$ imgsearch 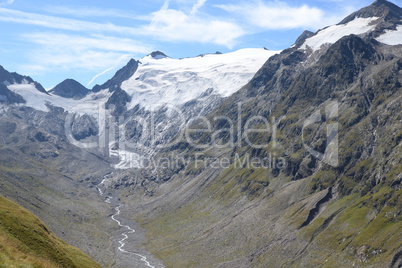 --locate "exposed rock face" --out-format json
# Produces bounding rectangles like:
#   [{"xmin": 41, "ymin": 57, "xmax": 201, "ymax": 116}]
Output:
[
  {"xmin": 148, "ymin": 51, "xmax": 168, "ymax": 59},
  {"xmin": 49, "ymin": 79, "xmax": 89, "ymax": 99},
  {"xmin": 0, "ymin": 83, "xmax": 25, "ymax": 104},
  {"xmin": 294, "ymin": 30, "xmax": 315, "ymax": 47},
  {"xmin": 92, "ymin": 59, "xmax": 139, "ymax": 93},
  {"xmin": 70, "ymin": 113, "xmax": 99, "ymax": 141}
]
